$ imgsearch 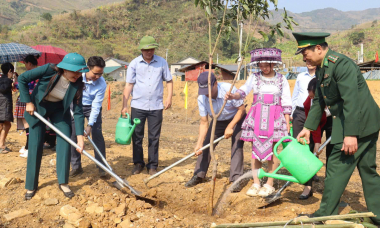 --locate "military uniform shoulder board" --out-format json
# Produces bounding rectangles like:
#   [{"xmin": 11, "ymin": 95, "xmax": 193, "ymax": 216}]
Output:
[{"xmin": 327, "ymin": 55, "xmax": 339, "ymax": 63}]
